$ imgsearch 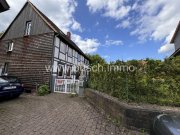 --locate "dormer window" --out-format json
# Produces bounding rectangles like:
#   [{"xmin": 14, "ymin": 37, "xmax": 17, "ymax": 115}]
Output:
[
  {"xmin": 7, "ymin": 41, "xmax": 14, "ymax": 52},
  {"xmin": 25, "ymin": 21, "xmax": 32, "ymax": 36}
]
